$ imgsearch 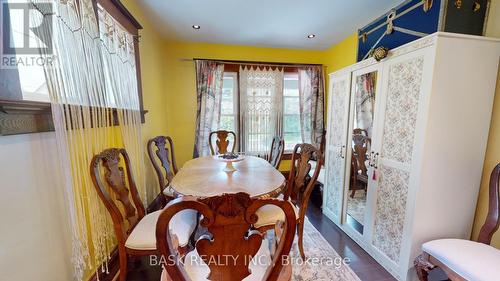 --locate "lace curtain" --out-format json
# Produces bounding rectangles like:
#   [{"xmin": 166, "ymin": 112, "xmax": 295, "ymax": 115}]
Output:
[
  {"xmin": 32, "ymin": 0, "xmax": 146, "ymax": 279},
  {"xmin": 239, "ymin": 66, "xmax": 284, "ymax": 157},
  {"xmin": 193, "ymin": 60, "xmax": 225, "ymax": 157},
  {"xmin": 298, "ymin": 66, "xmax": 325, "ymax": 149}
]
